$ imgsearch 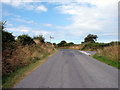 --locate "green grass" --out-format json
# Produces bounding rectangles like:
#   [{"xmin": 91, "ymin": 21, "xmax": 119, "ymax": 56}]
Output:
[
  {"xmin": 92, "ymin": 53, "xmax": 120, "ymax": 69},
  {"xmin": 2, "ymin": 49, "xmax": 58, "ymax": 88}
]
